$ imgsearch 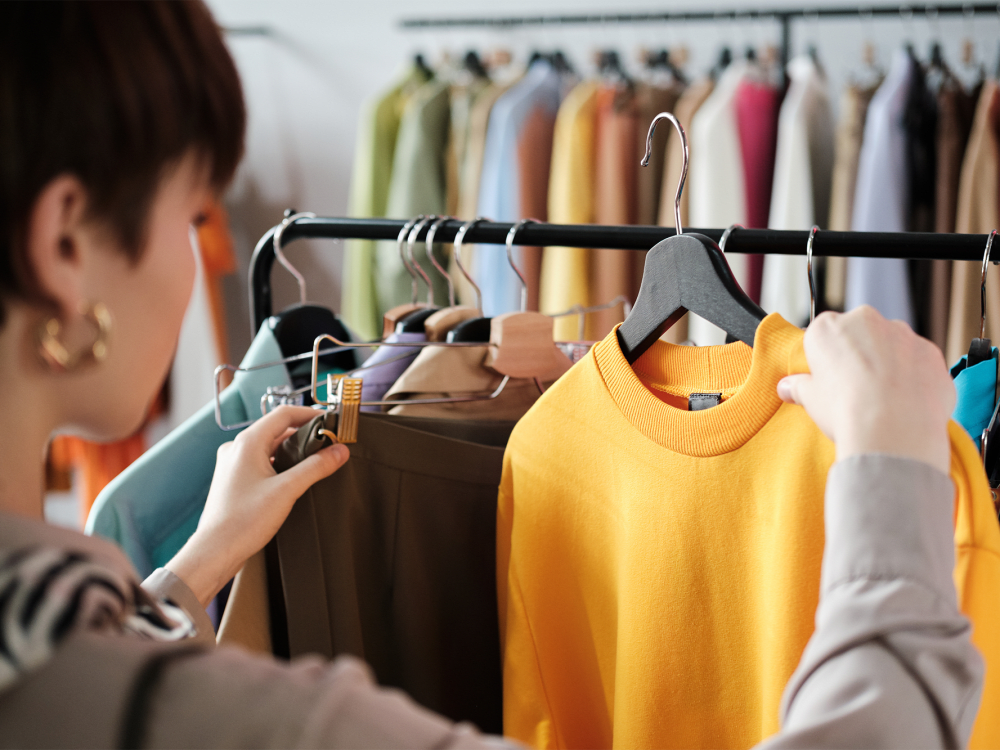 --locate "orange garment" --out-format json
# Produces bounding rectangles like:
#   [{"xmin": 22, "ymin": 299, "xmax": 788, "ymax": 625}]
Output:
[
  {"xmin": 48, "ymin": 384, "xmax": 167, "ymax": 525},
  {"xmin": 590, "ymin": 84, "xmax": 638, "ymax": 339},
  {"xmin": 49, "ymin": 433, "xmax": 146, "ymax": 525},
  {"xmin": 196, "ymin": 199, "xmax": 237, "ymax": 365},
  {"xmin": 516, "ymin": 103, "xmax": 557, "ymax": 312},
  {"xmin": 498, "ymin": 313, "xmax": 1000, "ymax": 749}
]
